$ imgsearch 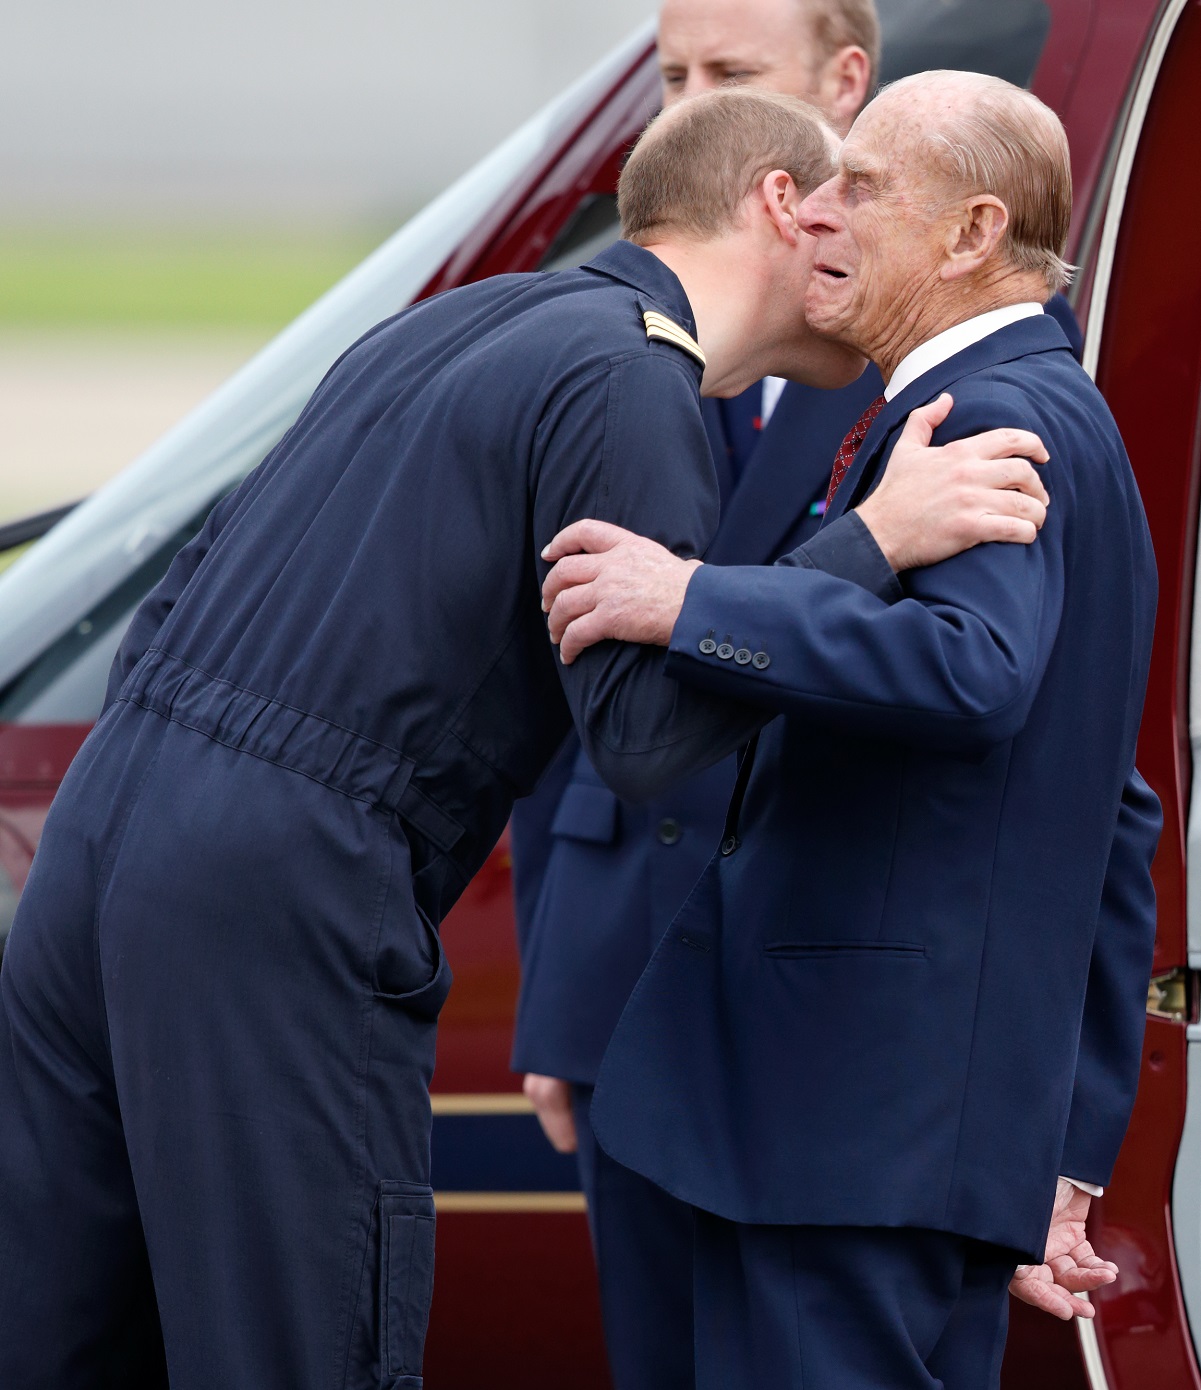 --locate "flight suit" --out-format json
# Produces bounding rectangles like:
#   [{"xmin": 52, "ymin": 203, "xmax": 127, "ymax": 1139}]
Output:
[{"xmin": 0, "ymin": 240, "xmax": 879, "ymax": 1389}]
